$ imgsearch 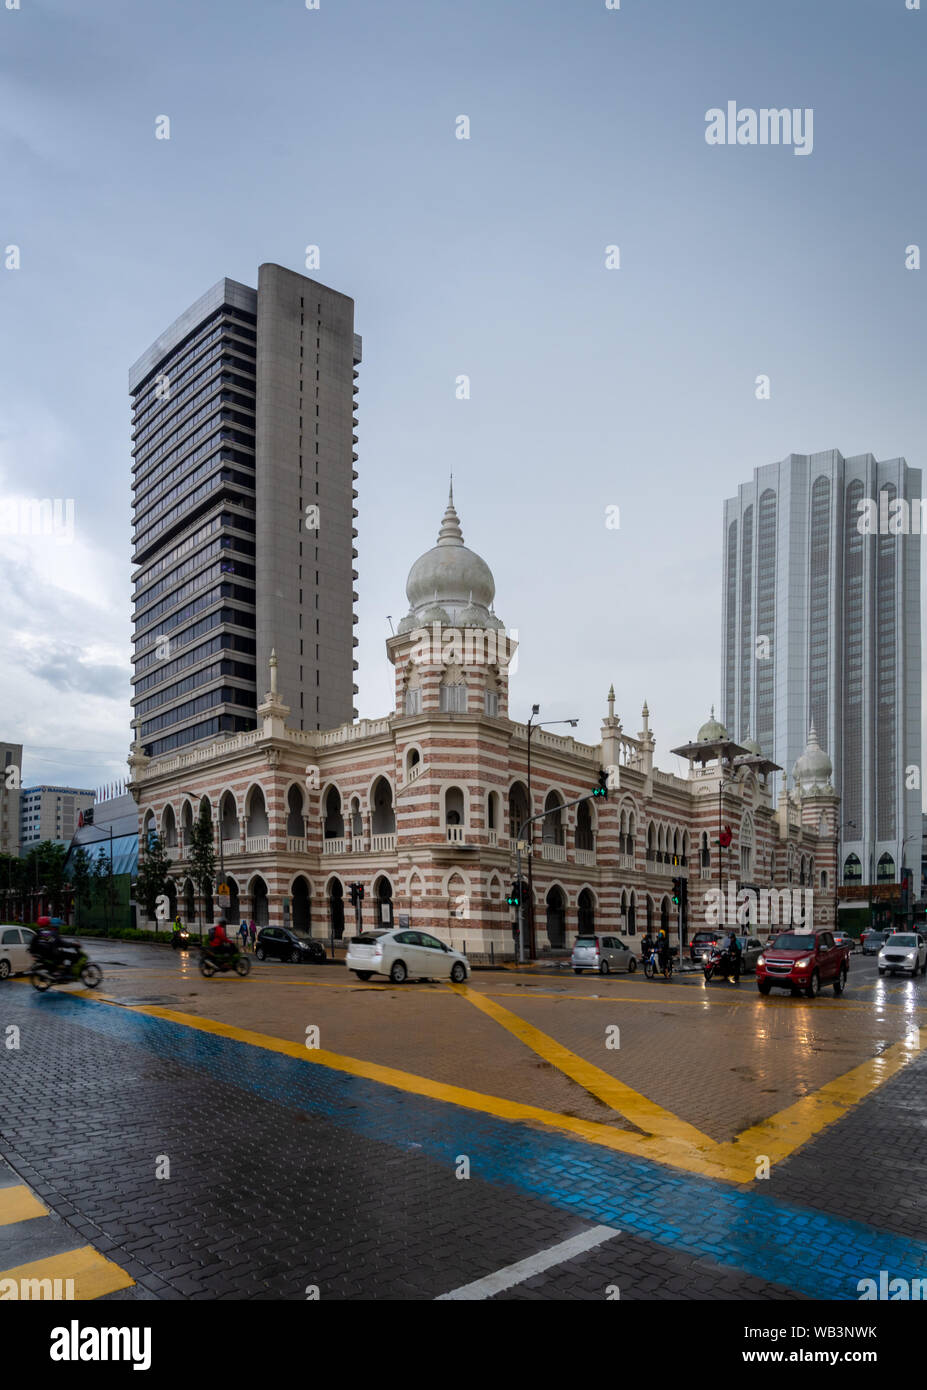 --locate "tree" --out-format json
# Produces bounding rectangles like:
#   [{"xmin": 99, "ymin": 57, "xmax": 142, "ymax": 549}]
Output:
[
  {"xmin": 188, "ymin": 799, "xmax": 216, "ymax": 937},
  {"xmin": 0, "ymin": 853, "xmax": 25, "ymax": 921},
  {"xmin": 91, "ymin": 846, "xmax": 117, "ymax": 933},
  {"xmin": 69, "ymin": 846, "xmax": 93, "ymax": 927},
  {"xmin": 24, "ymin": 841, "xmax": 68, "ymax": 918},
  {"xmin": 136, "ymin": 832, "xmax": 173, "ymax": 923}
]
